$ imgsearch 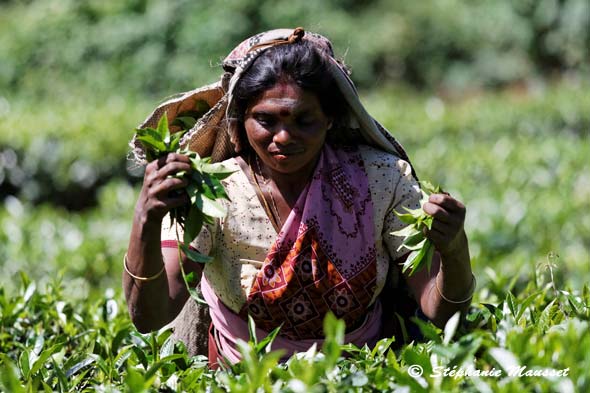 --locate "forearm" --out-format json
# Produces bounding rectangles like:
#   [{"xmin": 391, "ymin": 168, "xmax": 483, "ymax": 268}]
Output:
[
  {"xmin": 421, "ymin": 232, "xmax": 474, "ymax": 327},
  {"xmin": 123, "ymin": 213, "xmax": 173, "ymax": 333}
]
